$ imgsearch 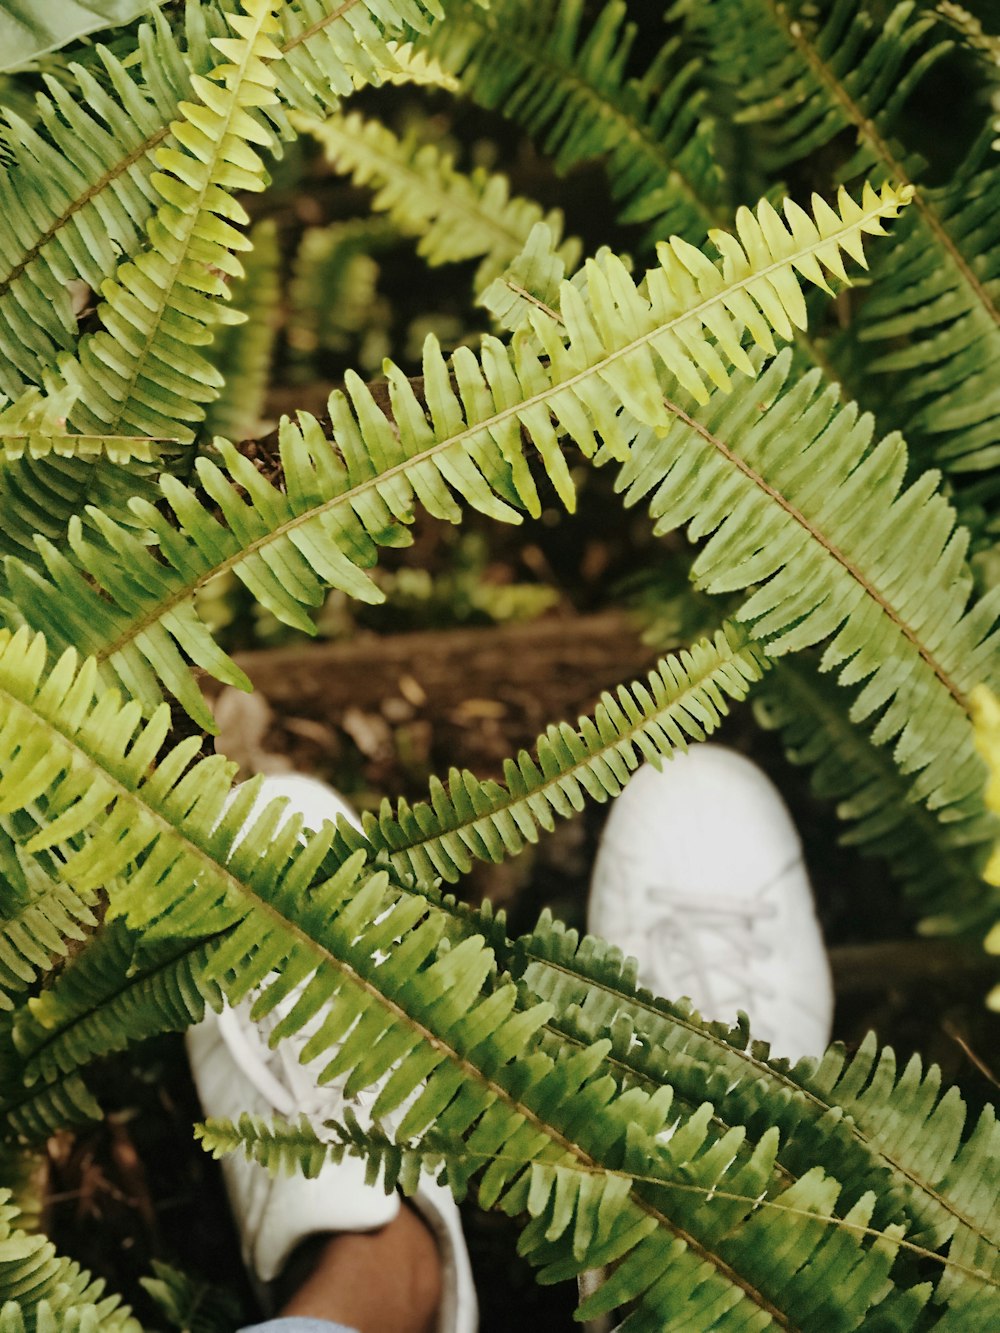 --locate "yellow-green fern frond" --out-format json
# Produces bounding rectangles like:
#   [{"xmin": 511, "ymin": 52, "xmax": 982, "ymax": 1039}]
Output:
[
  {"xmin": 0, "ymin": 630, "xmax": 972, "ymax": 1328},
  {"xmin": 0, "ymin": 0, "xmax": 448, "ymax": 405},
  {"xmin": 10, "ymin": 920, "xmax": 224, "ymax": 1091},
  {"xmin": 302, "ymin": 109, "xmax": 582, "ymax": 294},
  {"xmin": 62, "ymin": 0, "xmax": 284, "ymax": 444},
  {"xmin": 0, "ymin": 14, "xmax": 194, "ymax": 401},
  {"xmin": 0, "ymin": 389, "xmax": 174, "ymax": 465},
  {"xmin": 367, "ymin": 40, "xmax": 460, "ymax": 91},
  {"xmin": 5, "ymin": 182, "xmax": 910, "ymax": 730},
  {"xmin": 0, "ymin": 845, "xmax": 98, "ymax": 1014}
]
